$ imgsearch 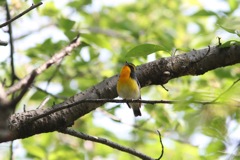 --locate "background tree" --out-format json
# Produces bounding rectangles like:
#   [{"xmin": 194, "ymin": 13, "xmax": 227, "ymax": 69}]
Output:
[{"xmin": 0, "ymin": 0, "xmax": 240, "ymax": 159}]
